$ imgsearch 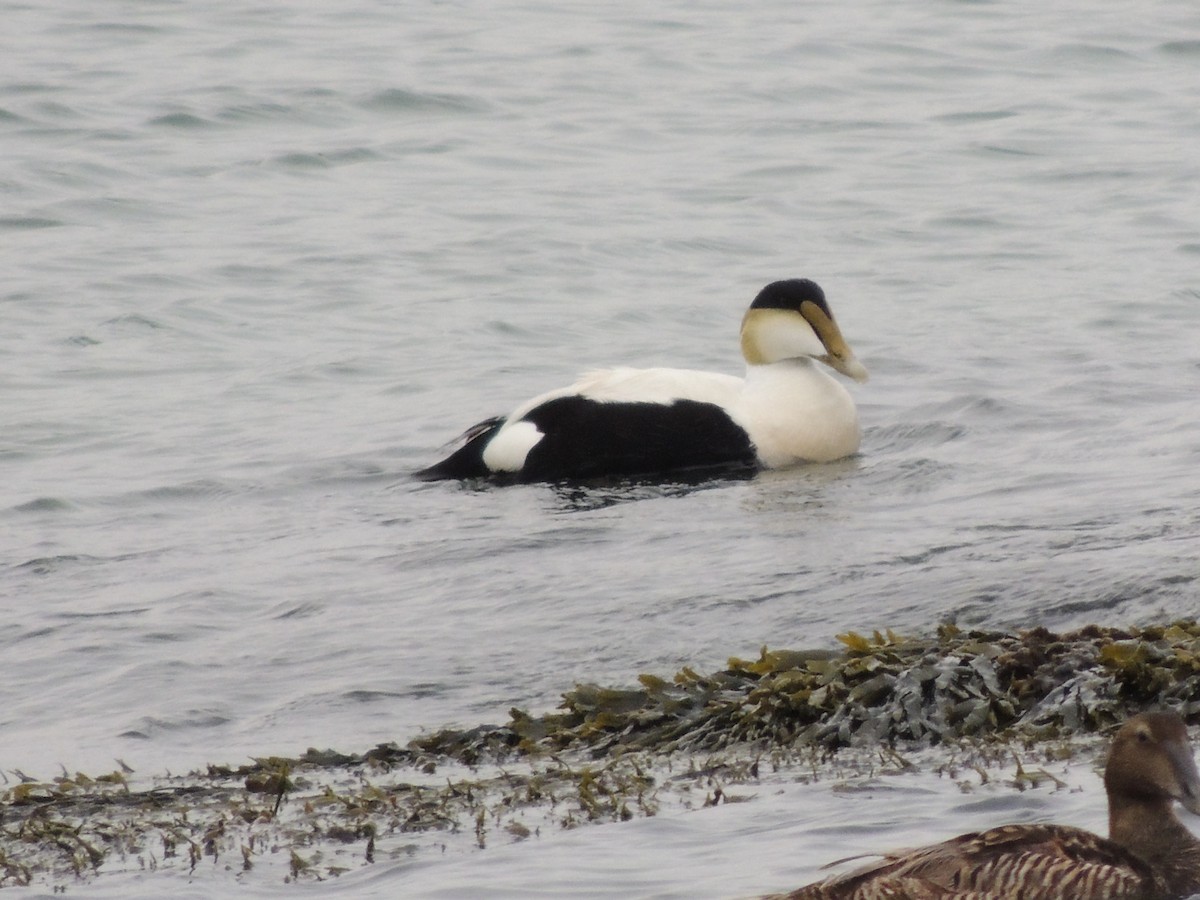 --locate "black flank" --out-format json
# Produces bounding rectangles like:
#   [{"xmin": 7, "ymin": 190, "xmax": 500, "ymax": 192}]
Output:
[{"xmin": 518, "ymin": 396, "xmax": 756, "ymax": 481}]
